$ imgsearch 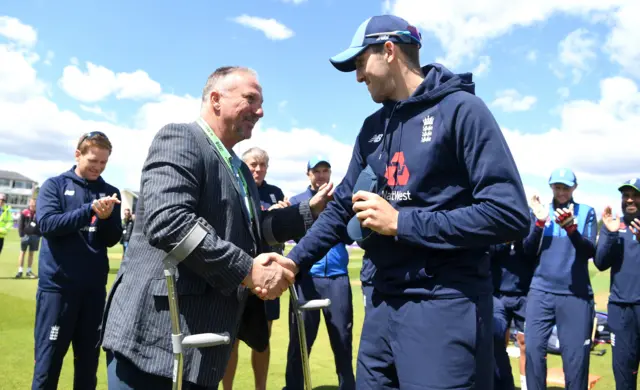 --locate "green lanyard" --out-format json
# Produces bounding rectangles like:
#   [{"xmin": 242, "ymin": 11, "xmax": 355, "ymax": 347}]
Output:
[{"xmin": 196, "ymin": 118, "xmax": 254, "ymax": 220}]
